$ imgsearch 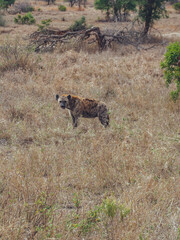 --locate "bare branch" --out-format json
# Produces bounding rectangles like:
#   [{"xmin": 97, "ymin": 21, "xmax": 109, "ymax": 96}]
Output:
[{"xmin": 29, "ymin": 22, "xmax": 163, "ymax": 52}]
